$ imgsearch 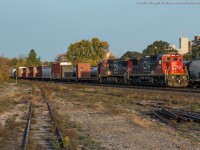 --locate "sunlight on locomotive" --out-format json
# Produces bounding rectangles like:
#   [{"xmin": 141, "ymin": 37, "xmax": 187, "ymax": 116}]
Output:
[{"xmin": 106, "ymin": 51, "xmax": 111, "ymax": 59}]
